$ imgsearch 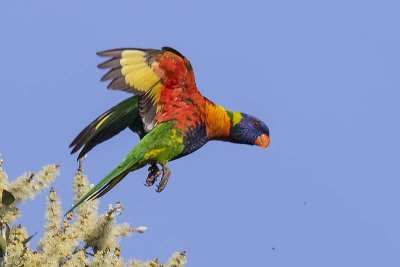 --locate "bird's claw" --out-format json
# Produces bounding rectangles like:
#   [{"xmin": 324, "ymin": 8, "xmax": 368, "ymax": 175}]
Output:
[
  {"xmin": 156, "ymin": 165, "xmax": 171, "ymax": 193},
  {"xmin": 145, "ymin": 164, "xmax": 162, "ymax": 186}
]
